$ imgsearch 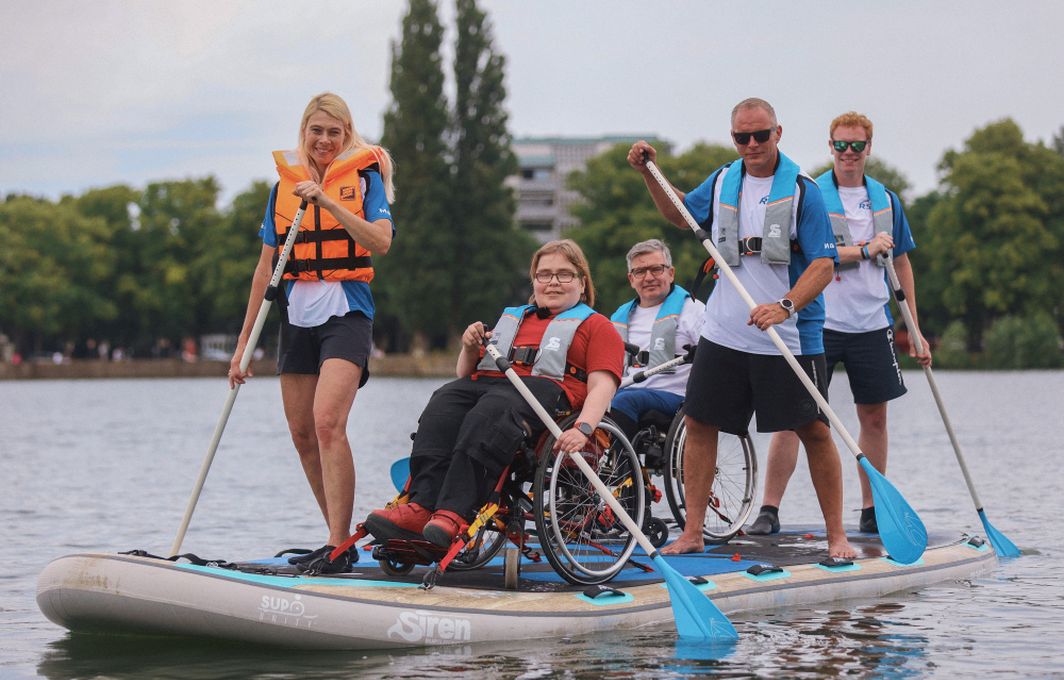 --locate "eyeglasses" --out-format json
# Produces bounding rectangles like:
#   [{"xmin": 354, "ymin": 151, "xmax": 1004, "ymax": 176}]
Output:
[
  {"xmin": 832, "ymin": 140, "xmax": 868, "ymax": 153},
  {"xmin": 534, "ymin": 270, "xmax": 578, "ymax": 284},
  {"xmin": 732, "ymin": 129, "xmax": 773, "ymax": 145},
  {"xmin": 629, "ymin": 264, "xmax": 670, "ymax": 279}
]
